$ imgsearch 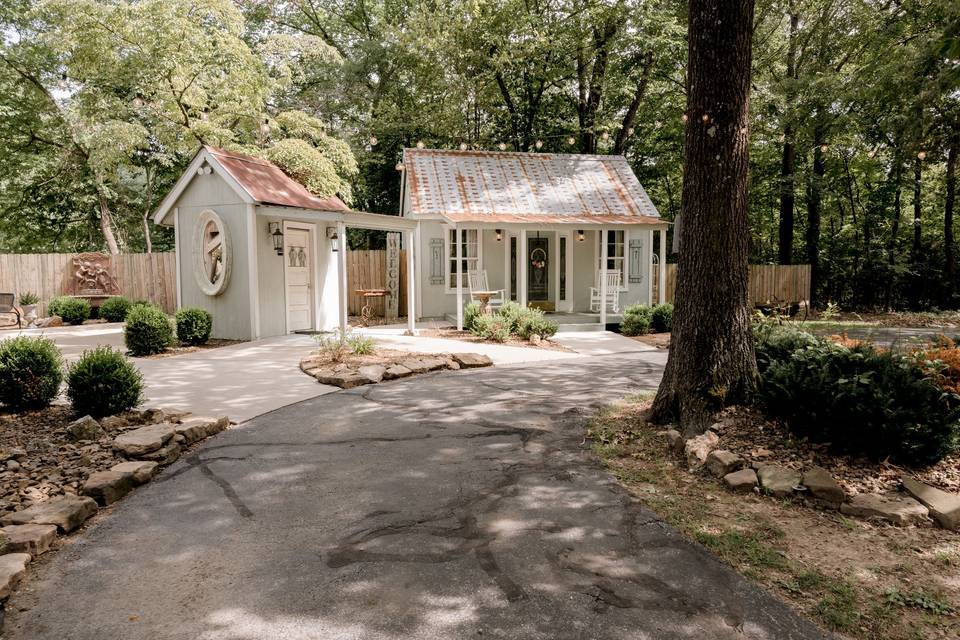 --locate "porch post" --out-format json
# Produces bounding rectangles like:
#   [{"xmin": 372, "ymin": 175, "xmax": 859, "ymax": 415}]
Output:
[
  {"xmin": 647, "ymin": 229, "xmax": 654, "ymax": 305},
  {"xmin": 404, "ymin": 229, "xmax": 417, "ymax": 335},
  {"xmin": 337, "ymin": 221, "xmax": 348, "ymax": 340},
  {"xmin": 518, "ymin": 228, "xmax": 528, "ymax": 307},
  {"xmin": 455, "ymin": 225, "xmax": 464, "ymax": 330},
  {"xmin": 600, "ymin": 227, "xmax": 608, "ymax": 326},
  {"xmin": 658, "ymin": 228, "xmax": 667, "ymax": 304}
]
